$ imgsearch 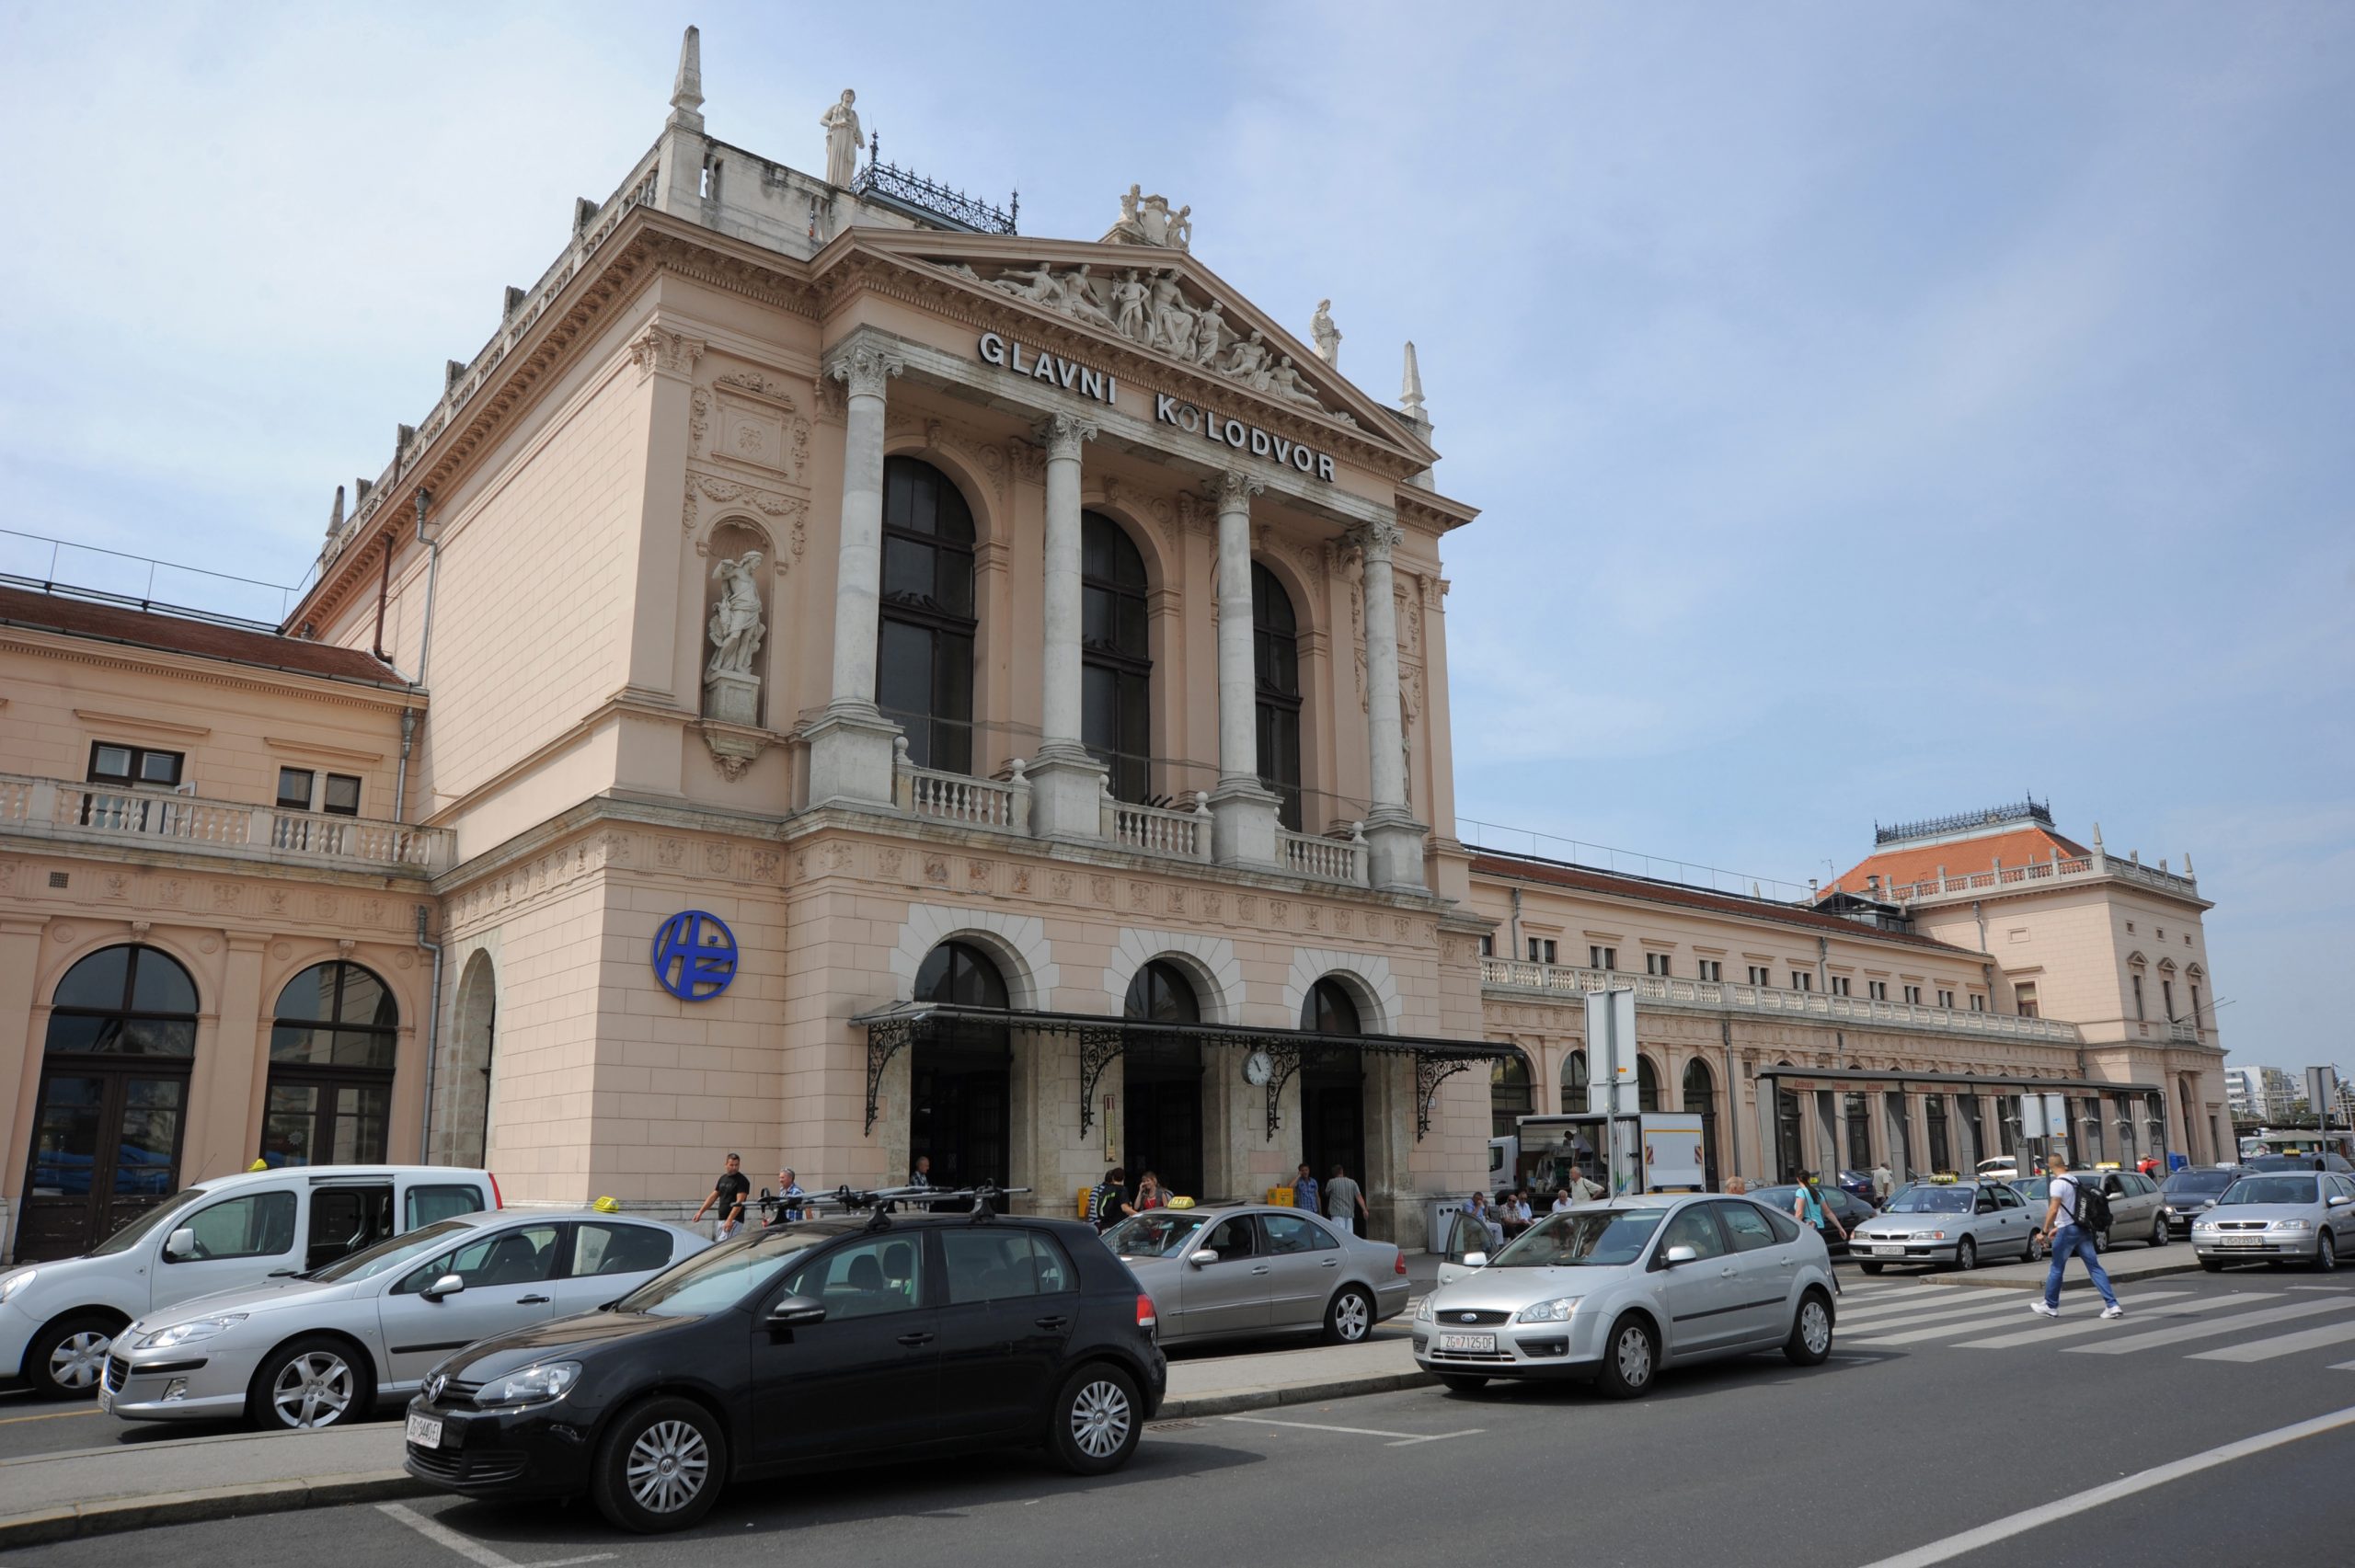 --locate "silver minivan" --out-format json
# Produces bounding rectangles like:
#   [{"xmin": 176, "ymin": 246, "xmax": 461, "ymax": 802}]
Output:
[{"xmin": 0, "ymin": 1164, "xmax": 496, "ymax": 1396}]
